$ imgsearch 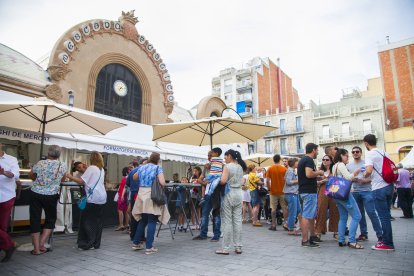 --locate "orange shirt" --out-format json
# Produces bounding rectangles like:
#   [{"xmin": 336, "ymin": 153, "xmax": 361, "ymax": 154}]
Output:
[{"xmin": 266, "ymin": 164, "xmax": 287, "ymax": 195}]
